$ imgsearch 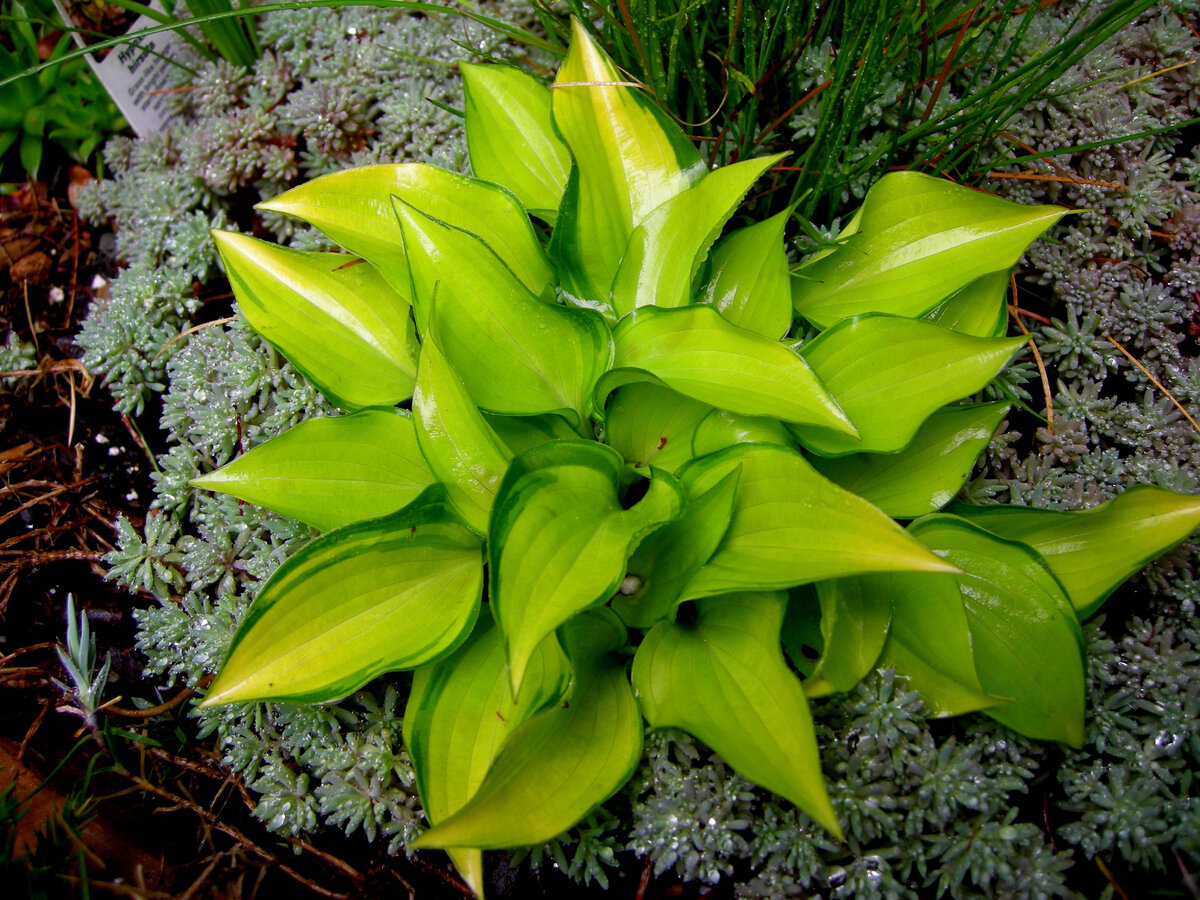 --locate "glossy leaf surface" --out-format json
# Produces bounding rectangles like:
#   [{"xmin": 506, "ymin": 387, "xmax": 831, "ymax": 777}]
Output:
[
  {"xmin": 691, "ymin": 409, "xmax": 793, "ymax": 458},
  {"xmin": 910, "ymin": 515, "xmax": 1086, "ymax": 746},
  {"xmin": 601, "ymin": 305, "xmax": 856, "ymax": 435},
  {"xmin": 678, "ymin": 444, "xmax": 958, "ymax": 600},
  {"xmin": 810, "ymin": 403, "xmax": 1008, "ymax": 518},
  {"xmin": 633, "ymin": 592, "xmax": 841, "ymax": 837},
  {"xmin": 794, "ymin": 315, "xmax": 1024, "ymax": 456},
  {"xmin": 202, "ymin": 493, "xmax": 483, "ymax": 706},
  {"xmin": 791, "ymin": 171, "xmax": 1067, "ymax": 329},
  {"xmin": 876, "ymin": 570, "xmax": 998, "ymax": 716},
  {"xmin": 413, "ymin": 337, "xmax": 512, "ymax": 535},
  {"xmin": 409, "ymin": 609, "xmax": 642, "ymax": 850},
  {"xmin": 604, "ymin": 382, "xmax": 712, "ymax": 474},
  {"xmin": 256, "ymin": 163, "xmax": 554, "ymax": 299},
  {"xmin": 404, "ymin": 608, "xmax": 570, "ymax": 897},
  {"xmin": 483, "ymin": 412, "xmax": 582, "ymax": 457},
  {"xmin": 191, "ymin": 410, "xmax": 434, "ymax": 532},
  {"xmin": 212, "ymin": 232, "xmax": 416, "ymax": 410},
  {"xmin": 461, "ymin": 62, "xmax": 570, "ymax": 223},
  {"xmin": 394, "ymin": 195, "xmax": 611, "ymax": 425},
  {"xmin": 610, "ymin": 154, "xmax": 785, "ymax": 317},
  {"xmin": 489, "ymin": 441, "xmax": 683, "ymax": 692},
  {"xmin": 699, "ymin": 206, "xmax": 794, "ymax": 339},
  {"xmin": 549, "ymin": 19, "xmax": 705, "ymax": 300},
  {"xmin": 923, "ymin": 270, "xmax": 1011, "ymax": 338},
  {"xmin": 949, "ymin": 487, "xmax": 1200, "ymax": 617}
]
